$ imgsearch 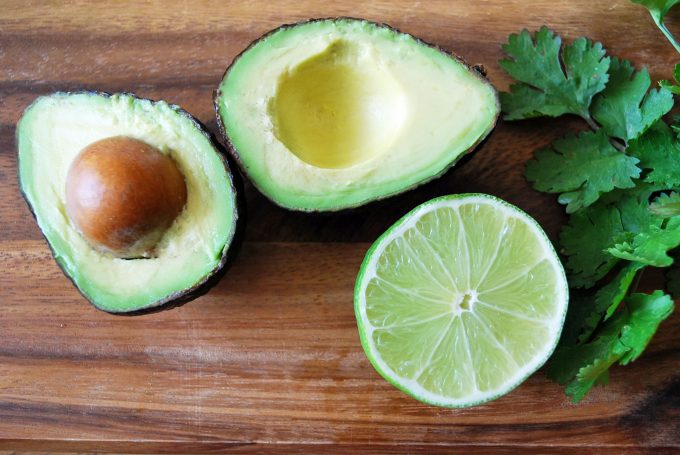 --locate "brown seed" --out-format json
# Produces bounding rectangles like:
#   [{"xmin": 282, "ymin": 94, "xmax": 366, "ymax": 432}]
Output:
[{"xmin": 65, "ymin": 136, "xmax": 187, "ymax": 258}]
